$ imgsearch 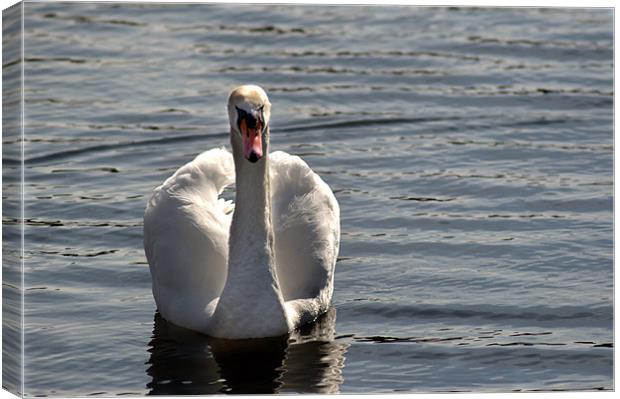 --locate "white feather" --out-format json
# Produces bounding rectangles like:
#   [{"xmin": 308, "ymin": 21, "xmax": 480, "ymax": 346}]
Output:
[{"xmin": 144, "ymin": 148, "xmax": 340, "ymax": 337}]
